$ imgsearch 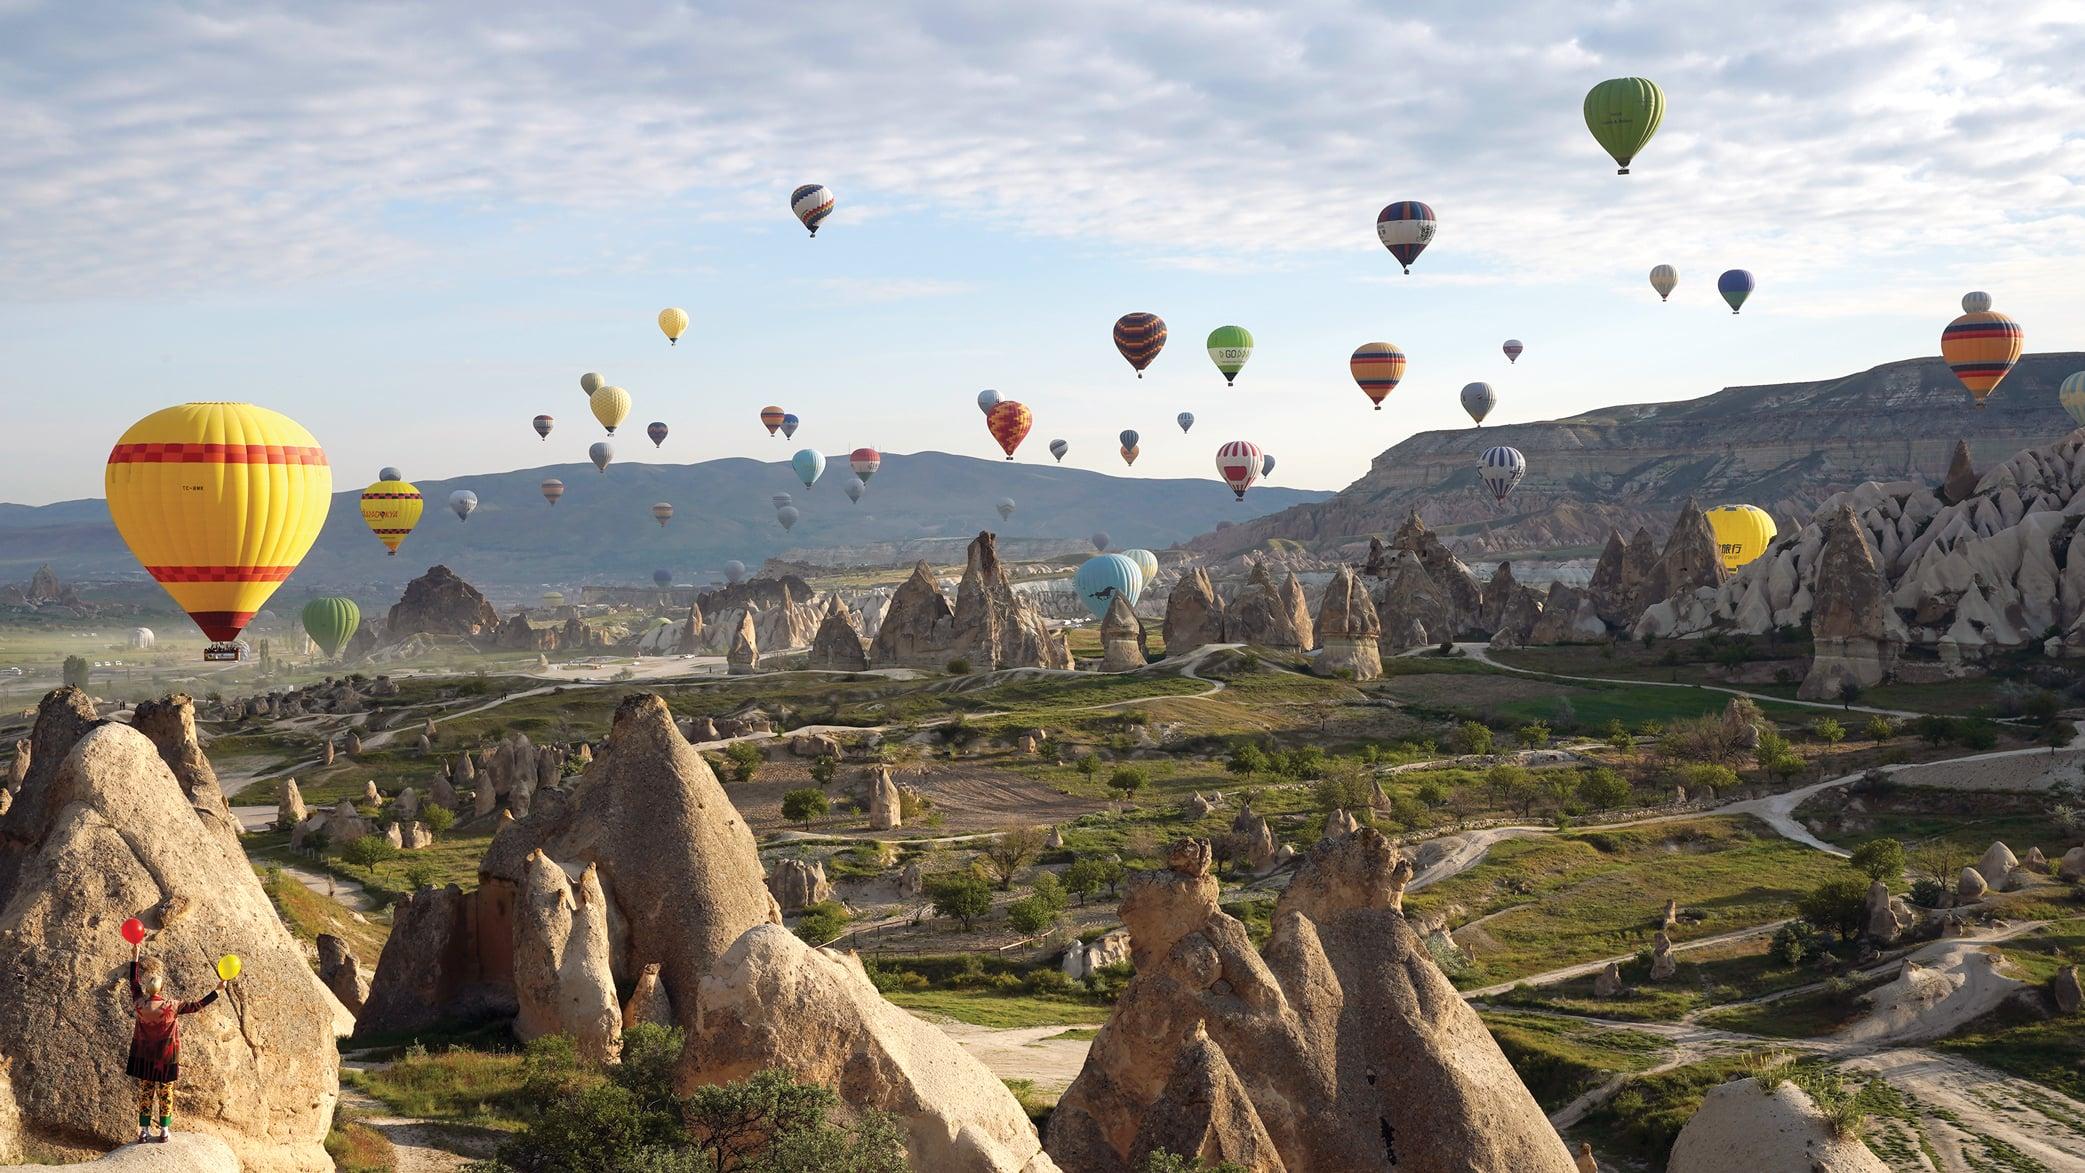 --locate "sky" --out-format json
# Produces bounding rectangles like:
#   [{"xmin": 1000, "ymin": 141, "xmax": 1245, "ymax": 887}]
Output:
[{"xmin": 3, "ymin": 1, "xmax": 2084, "ymax": 505}]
